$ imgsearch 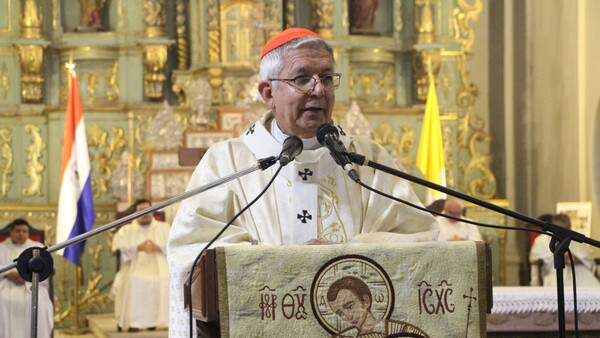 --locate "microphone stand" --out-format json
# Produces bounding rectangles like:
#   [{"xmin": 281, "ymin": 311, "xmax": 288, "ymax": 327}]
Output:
[
  {"xmin": 347, "ymin": 152, "xmax": 600, "ymax": 338},
  {"xmin": 0, "ymin": 155, "xmax": 278, "ymax": 338}
]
